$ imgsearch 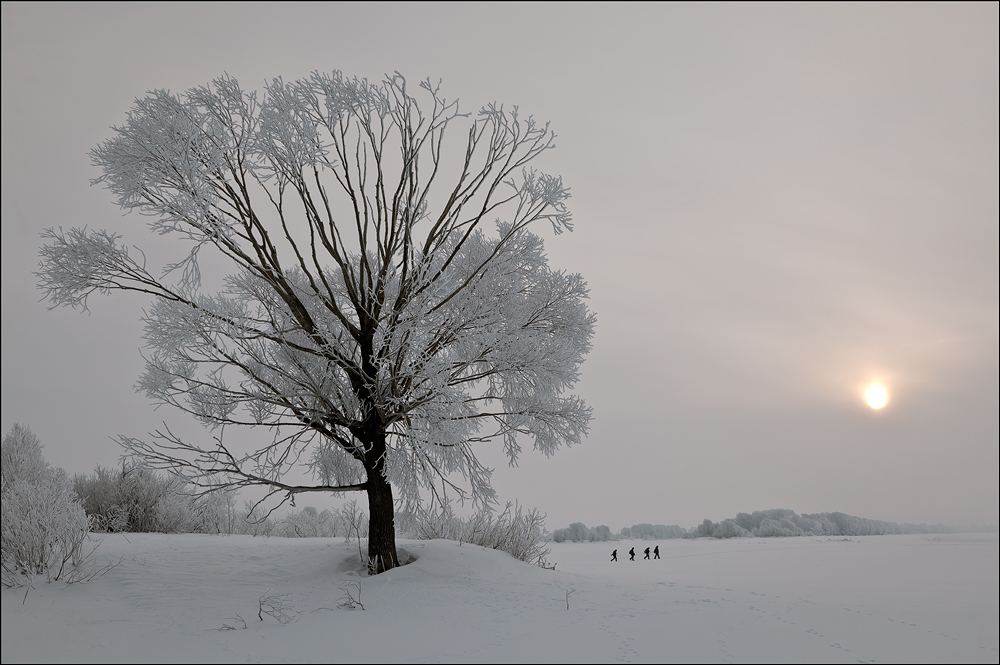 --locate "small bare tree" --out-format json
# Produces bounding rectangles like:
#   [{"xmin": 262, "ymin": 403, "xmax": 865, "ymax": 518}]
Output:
[
  {"xmin": 38, "ymin": 71, "xmax": 595, "ymax": 573},
  {"xmin": 337, "ymin": 499, "xmax": 368, "ymax": 568}
]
